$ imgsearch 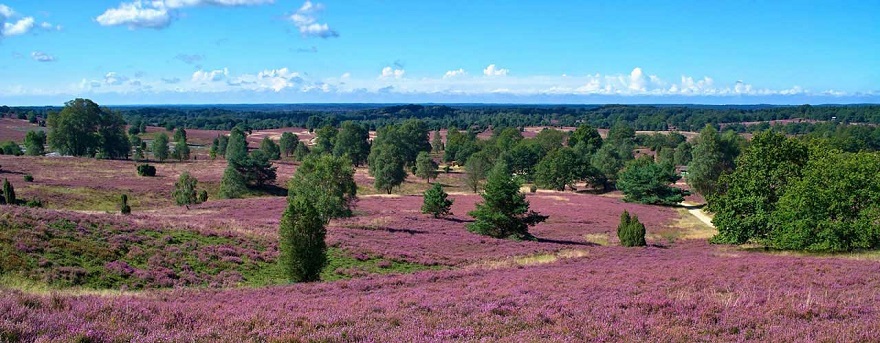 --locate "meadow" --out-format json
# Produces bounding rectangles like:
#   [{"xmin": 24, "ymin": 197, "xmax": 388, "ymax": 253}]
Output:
[{"xmin": 1, "ymin": 117, "xmax": 879, "ymax": 342}]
